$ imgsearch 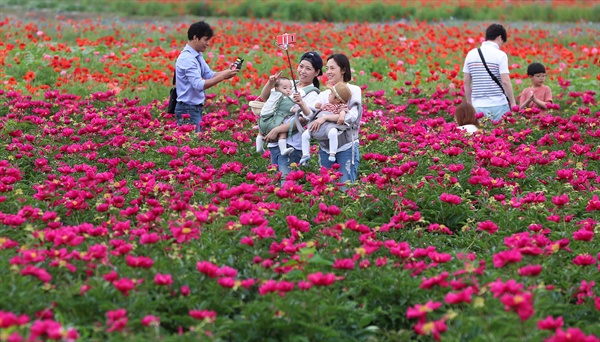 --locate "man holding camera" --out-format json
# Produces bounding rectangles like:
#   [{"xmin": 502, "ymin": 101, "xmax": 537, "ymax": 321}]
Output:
[
  {"xmin": 463, "ymin": 23, "xmax": 516, "ymax": 122},
  {"xmin": 174, "ymin": 21, "xmax": 239, "ymax": 132}
]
